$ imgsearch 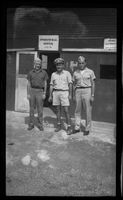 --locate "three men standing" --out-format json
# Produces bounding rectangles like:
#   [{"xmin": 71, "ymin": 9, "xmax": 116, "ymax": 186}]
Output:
[{"xmin": 27, "ymin": 56, "xmax": 95, "ymax": 136}]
